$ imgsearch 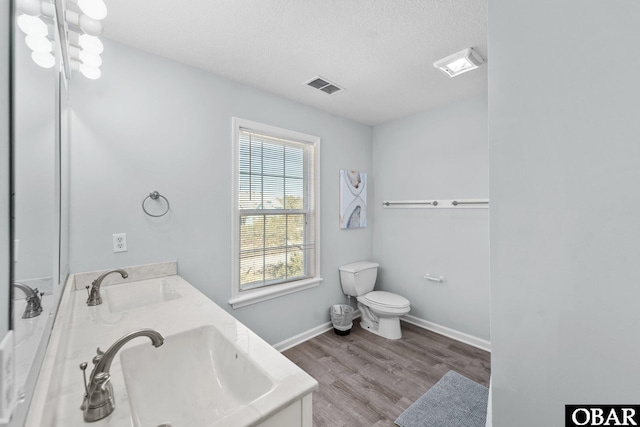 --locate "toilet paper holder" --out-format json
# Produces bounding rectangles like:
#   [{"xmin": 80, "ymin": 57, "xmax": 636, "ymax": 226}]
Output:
[{"xmin": 424, "ymin": 274, "xmax": 445, "ymax": 283}]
